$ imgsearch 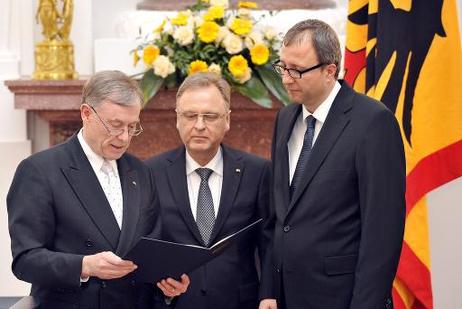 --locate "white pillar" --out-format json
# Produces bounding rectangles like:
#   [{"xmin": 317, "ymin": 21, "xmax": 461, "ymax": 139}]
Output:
[
  {"xmin": 73, "ymin": 0, "xmax": 93, "ymax": 75},
  {"xmin": 0, "ymin": 0, "xmax": 32, "ymax": 297}
]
